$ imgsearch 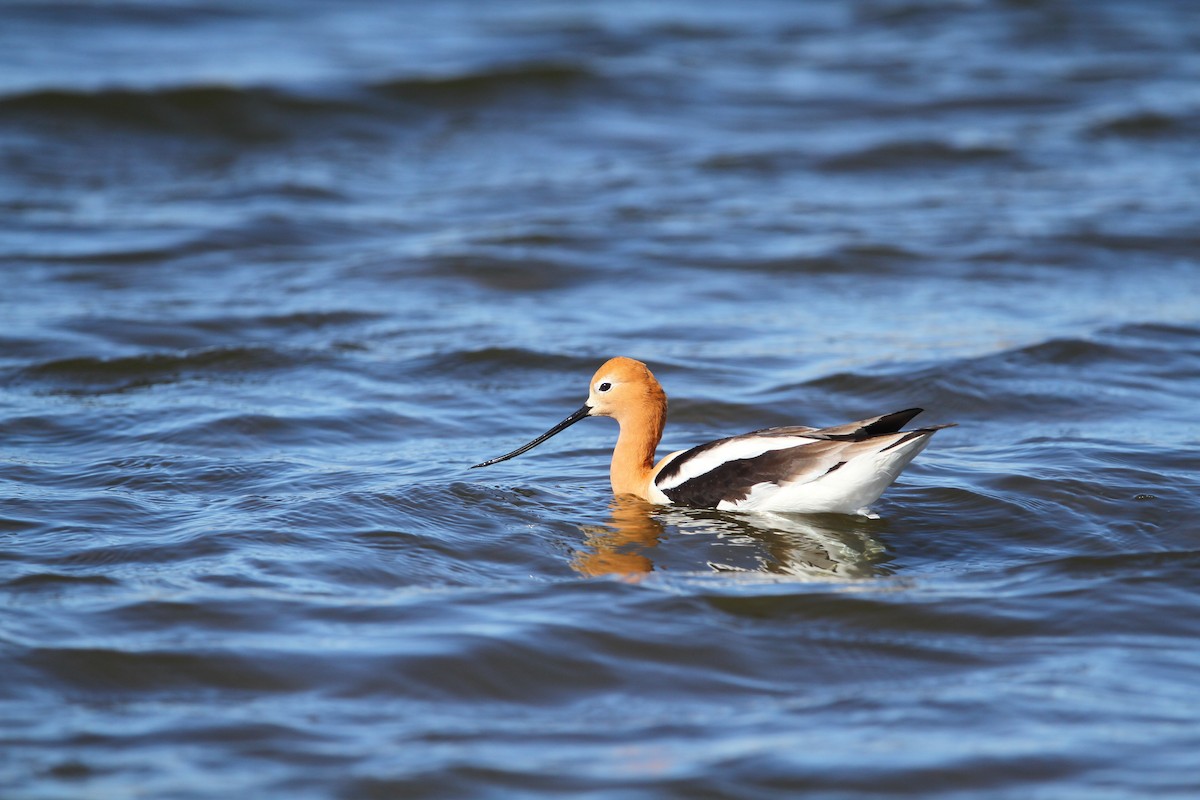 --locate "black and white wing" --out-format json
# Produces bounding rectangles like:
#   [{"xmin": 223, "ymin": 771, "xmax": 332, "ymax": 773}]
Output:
[{"xmin": 653, "ymin": 408, "xmax": 948, "ymax": 513}]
